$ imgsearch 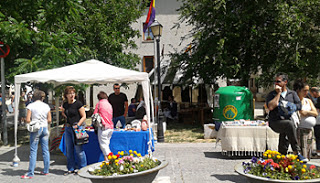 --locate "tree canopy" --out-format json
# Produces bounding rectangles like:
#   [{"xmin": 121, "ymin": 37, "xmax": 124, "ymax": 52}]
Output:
[
  {"xmin": 0, "ymin": 0, "xmax": 147, "ymax": 83},
  {"xmin": 172, "ymin": 0, "xmax": 320, "ymax": 86}
]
